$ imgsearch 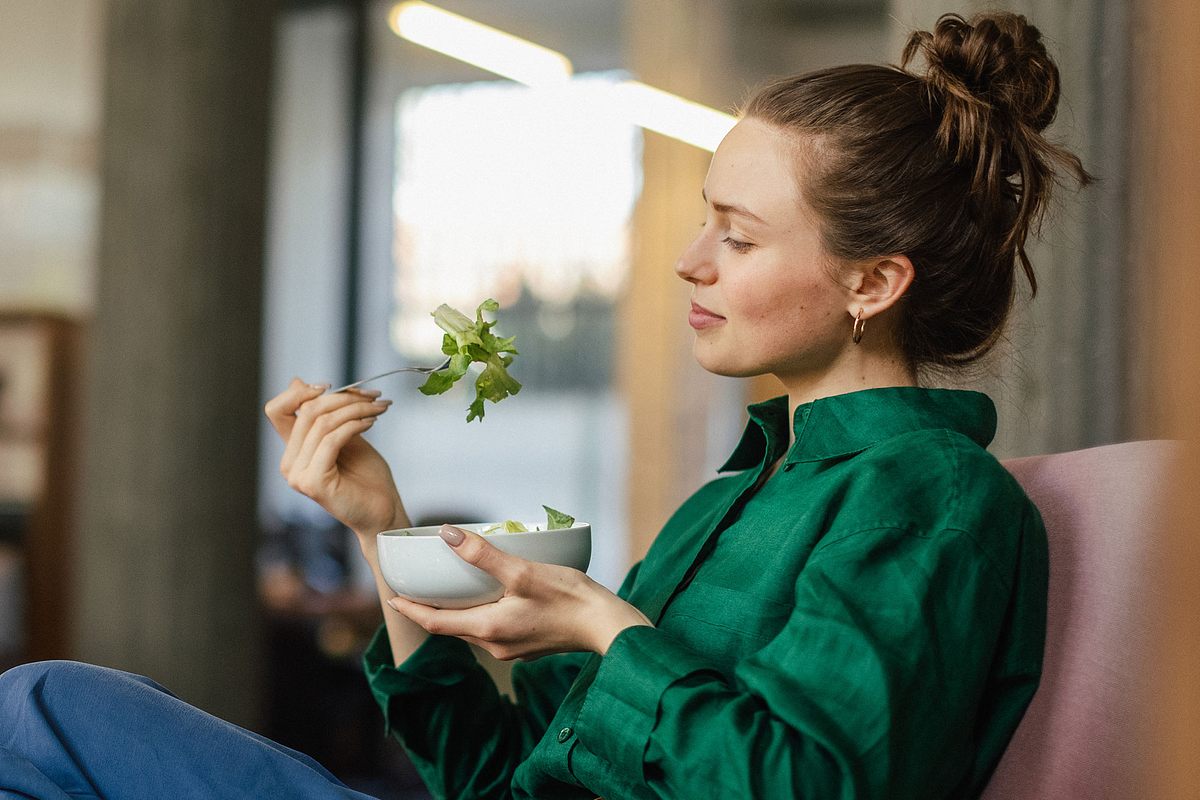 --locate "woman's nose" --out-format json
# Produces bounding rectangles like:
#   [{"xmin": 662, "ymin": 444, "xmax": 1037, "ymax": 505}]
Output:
[{"xmin": 674, "ymin": 232, "xmax": 715, "ymax": 284}]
